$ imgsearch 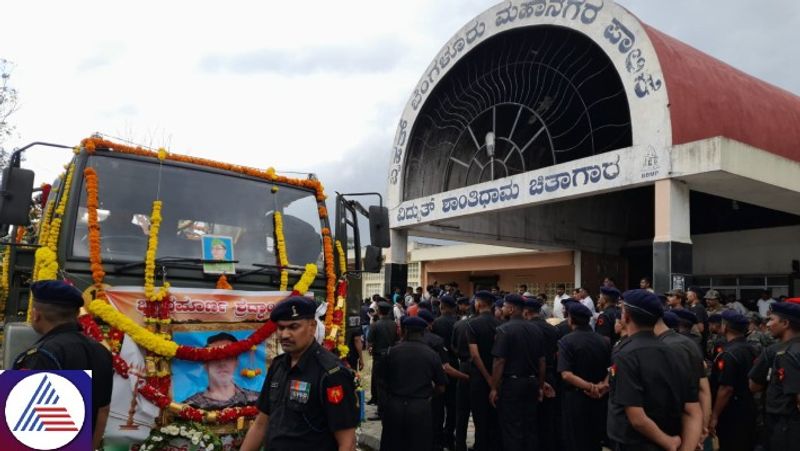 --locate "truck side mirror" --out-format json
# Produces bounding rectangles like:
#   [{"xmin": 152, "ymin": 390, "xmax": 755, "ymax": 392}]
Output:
[
  {"xmin": 0, "ymin": 166, "xmax": 35, "ymax": 226},
  {"xmin": 364, "ymin": 245, "xmax": 383, "ymax": 273},
  {"xmin": 368, "ymin": 206, "xmax": 390, "ymax": 248}
]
